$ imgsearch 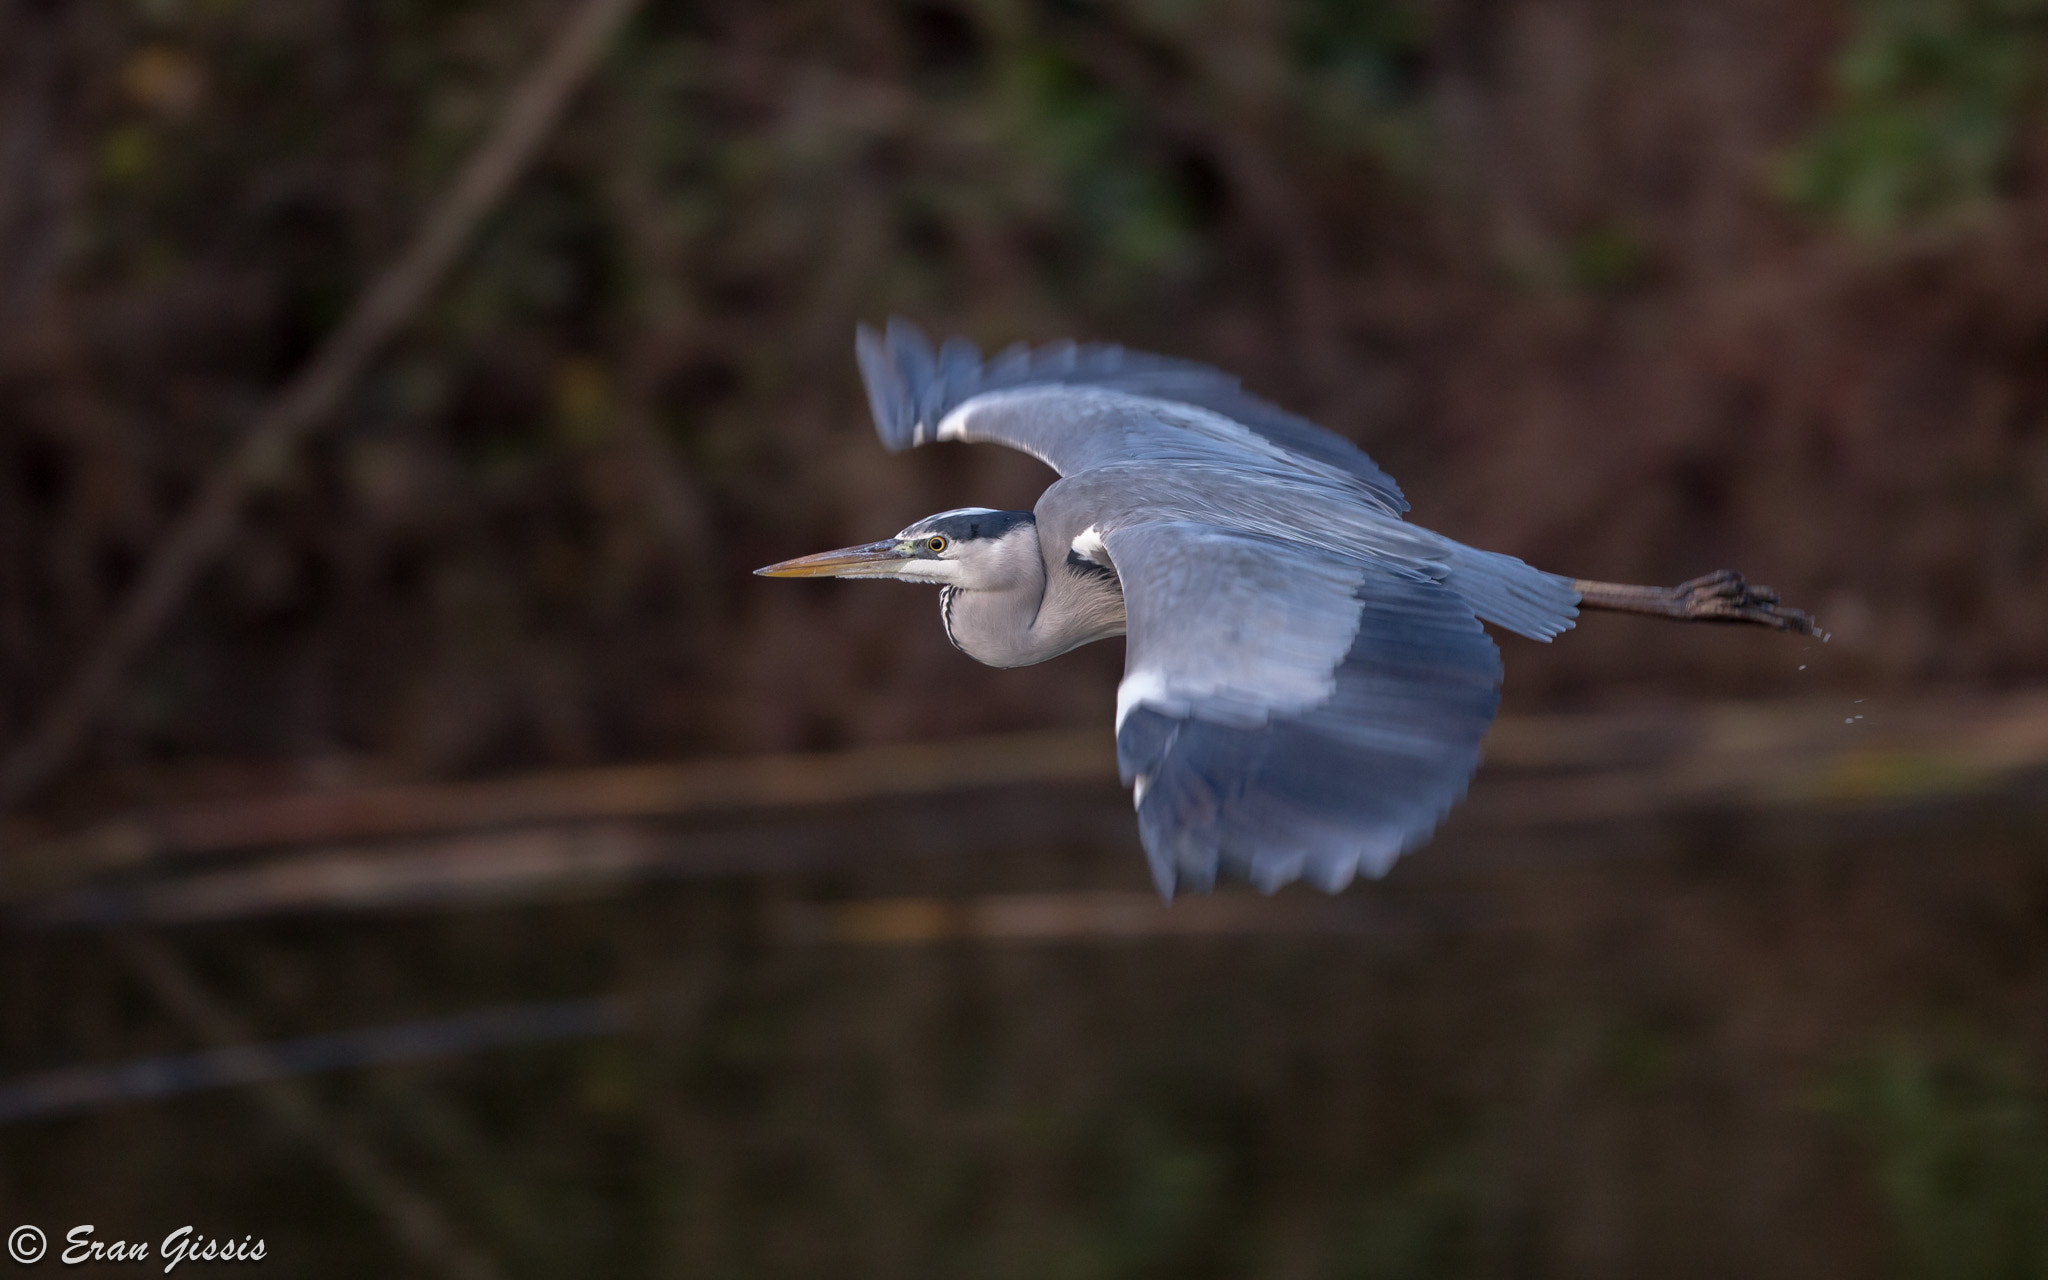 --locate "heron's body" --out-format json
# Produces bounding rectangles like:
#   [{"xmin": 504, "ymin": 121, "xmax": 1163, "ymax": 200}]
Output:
[
  {"xmin": 761, "ymin": 322, "xmax": 1818, "ymax": 897},
  {"xmin": 938, "ymin": 531, "xmax": 1124, "ymax": 668}
]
